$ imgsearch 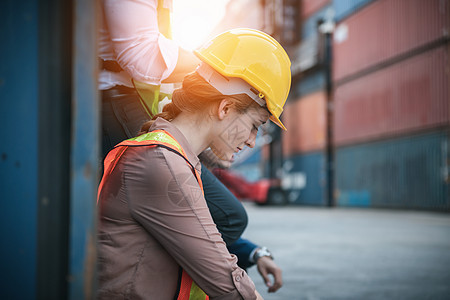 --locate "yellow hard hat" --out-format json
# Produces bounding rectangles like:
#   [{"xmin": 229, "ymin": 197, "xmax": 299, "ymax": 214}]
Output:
[{"xmin": 194, "ymin": 28, "xmax": 291, "ymax": 130}]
